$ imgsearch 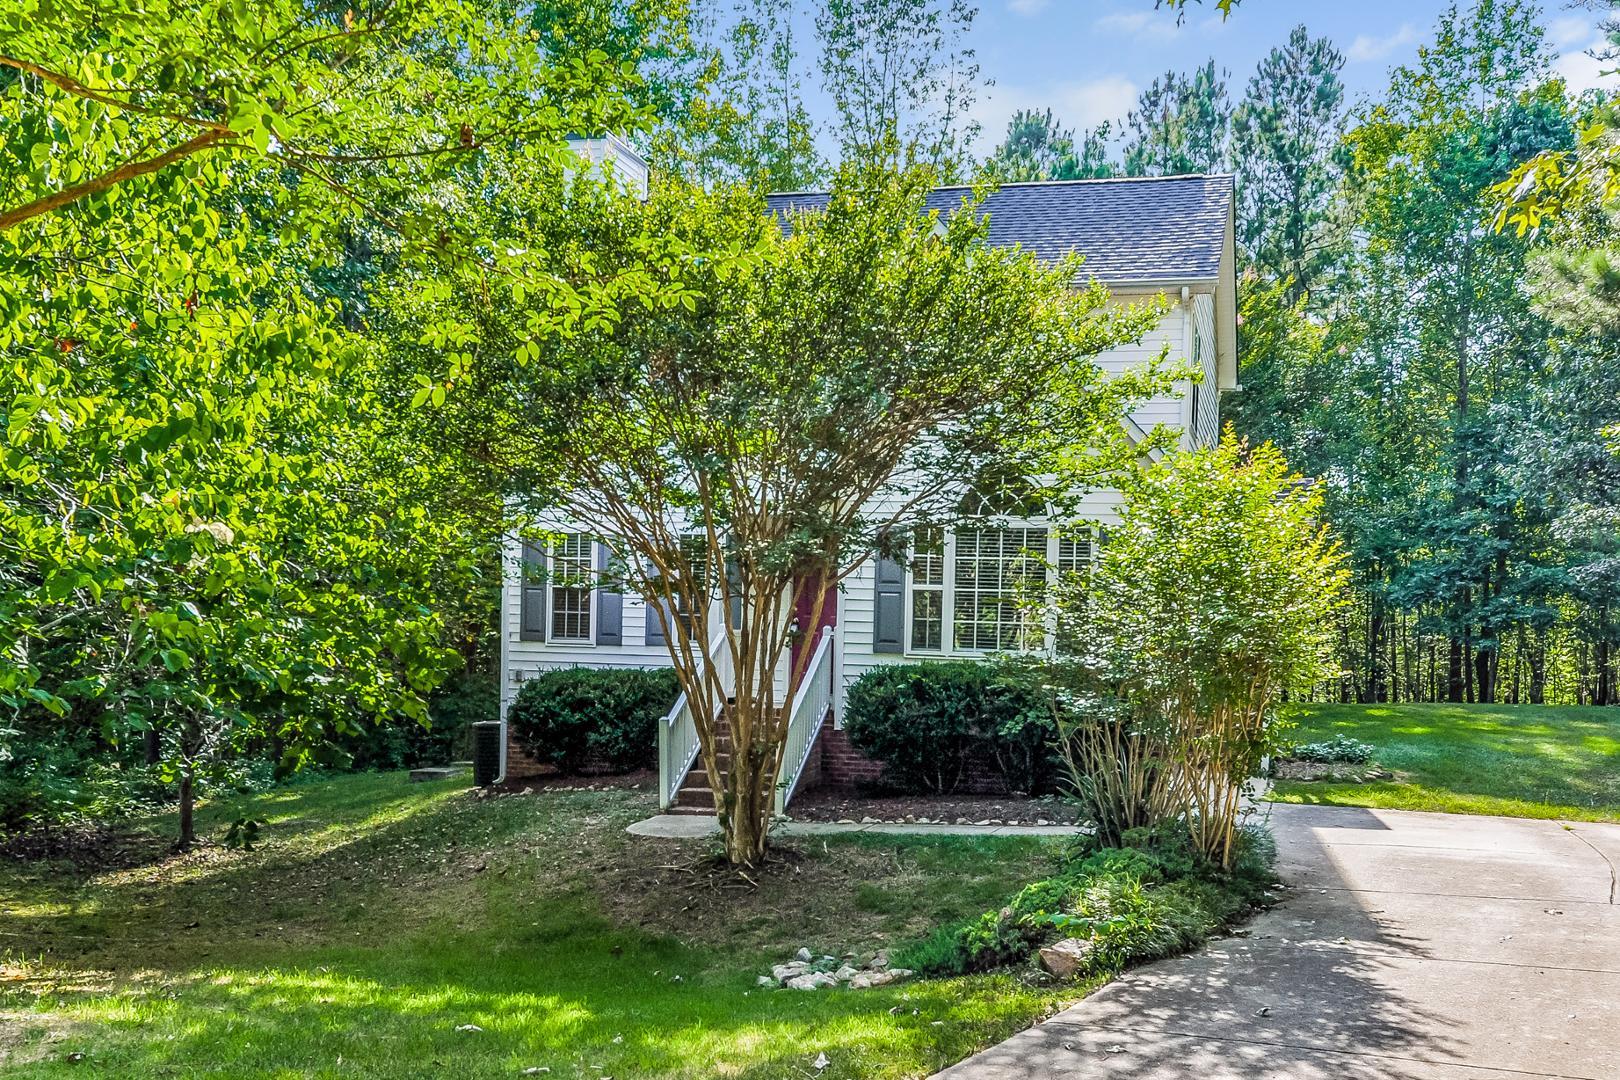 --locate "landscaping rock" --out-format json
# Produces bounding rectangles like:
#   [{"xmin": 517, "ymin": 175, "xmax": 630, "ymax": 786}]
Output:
[
  {"xmin": 794, "ymin": 947, "xmax": 813, "ymax": 962},
  {"xmin": 834, "ymin": 964, "xmax": 861, "ymax": 982},
  {"xmin": 1038, "ymin": 937, "xmax": 1094, "ymax": 980},
  {"xmin": 871, "ymin": 949, "xmax": 890, "ymax": 971},
  {"xmin": 786, "ymin": 972, "xmax": 839, "ymax": 991},
  {"xmin": 771, "ymin": 961, "xmax": 811, "ymax": 982}
]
